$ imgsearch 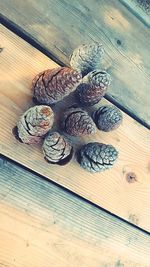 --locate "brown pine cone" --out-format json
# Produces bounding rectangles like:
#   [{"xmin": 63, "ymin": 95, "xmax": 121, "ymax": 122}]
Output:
[
  {"xmin": 32, "ymin": 67, "xmax": 82, "ymax": 105},
  {"xmin": 77, "ymin": 142, "xmax": 118, "ymax": 173},
  {"xmin": 62, "ymin": 107, "xmax": 96, "ymax": 136},
  {"xmin": 42, "ymin": 132, "xmax": 73, "ymax": 165},
  {"xmin": 70, "ymin": 43, "xmax": 104, "ymax": 76},
  {"xmin": 93, "ymin": 105, "xmax": 123, "ymax": 132},
  {"xmin": 14, "ymin": 105, "xmax": 54, "ymax": 144},
  {"xmin": 76, "ymin": 70, "xmax": 111, "ymax": 106}
]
